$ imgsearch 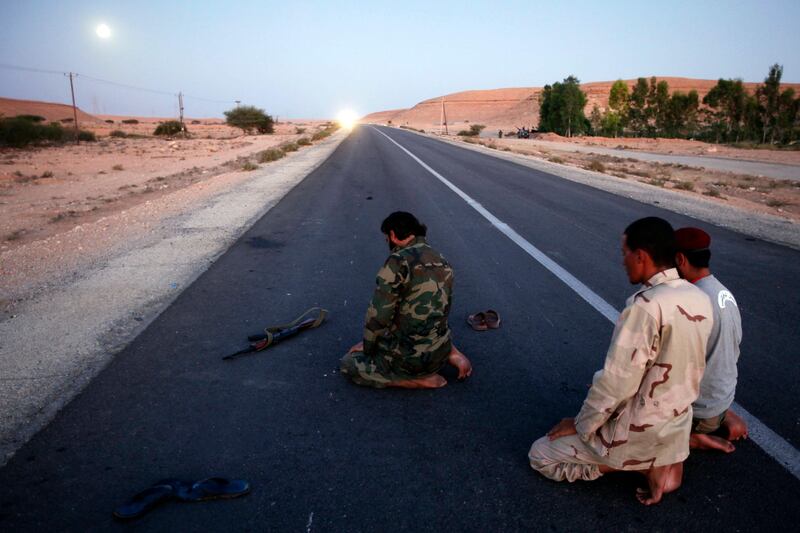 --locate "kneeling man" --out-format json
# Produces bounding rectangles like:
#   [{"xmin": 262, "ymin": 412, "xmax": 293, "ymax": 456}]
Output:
[
  {"xmin": 341, "ymin": 211, "xmax": 472, "ymax": 389},
  {"xmin": 675, "ymin": 227, "xmax": 748, "ymax": 452},
  {"xmin": 528, "ymin": 217, "xmax": 712, "ymax": 505}
]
